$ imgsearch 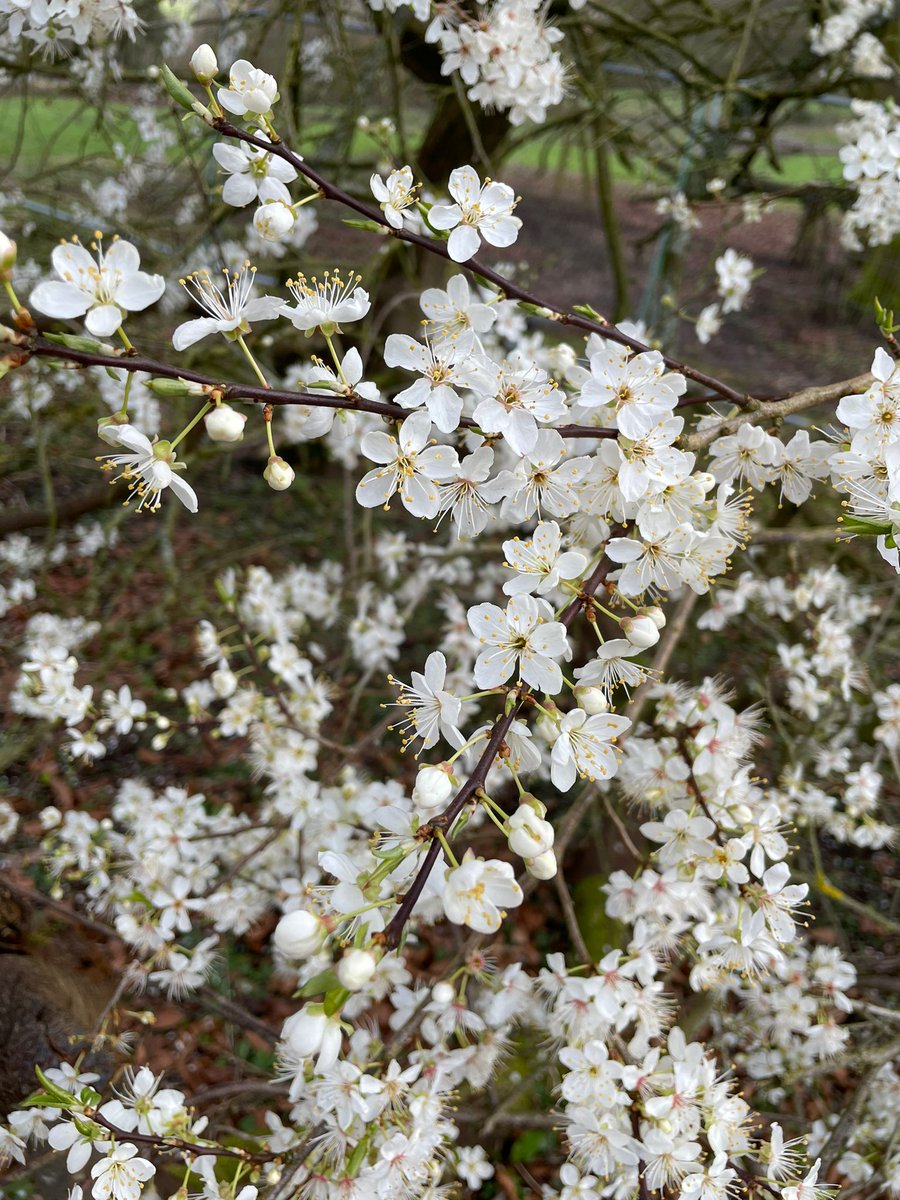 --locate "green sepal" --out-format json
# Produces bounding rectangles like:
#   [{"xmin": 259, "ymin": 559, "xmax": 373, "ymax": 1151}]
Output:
[
  {"xmin": 144, "ymin": 377, "xmax": 206, "ymax": 397},
  {"xmin": 342, "ymin": 218, "xmax": 386, "ymax": 234},
  {"xmin": 44, "ymin": 332, "xmax": 113, "ymax": 354}
]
